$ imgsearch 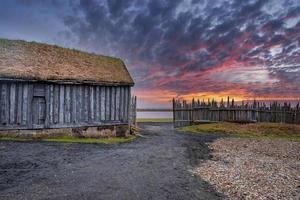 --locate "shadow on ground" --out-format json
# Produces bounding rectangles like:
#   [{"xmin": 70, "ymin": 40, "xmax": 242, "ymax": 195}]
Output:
[{"xmin": 0, "ymin": 122, "xmax": 226, "ymax": 200}]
